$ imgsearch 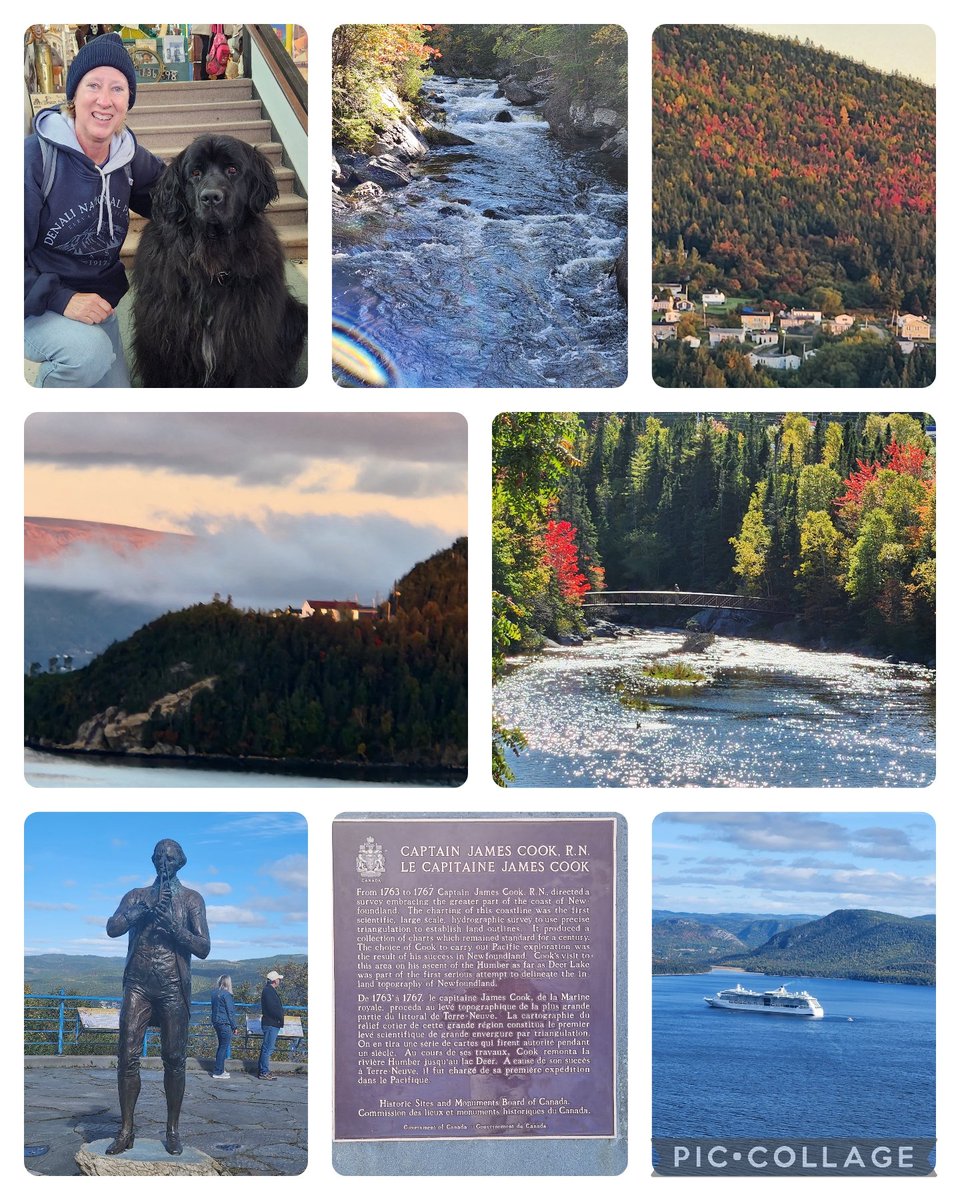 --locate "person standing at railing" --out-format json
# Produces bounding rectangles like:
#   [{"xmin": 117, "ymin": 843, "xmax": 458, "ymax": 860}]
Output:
[
  {"xmin": 210, "ymin": 974, "xmax": 238, "ymax": 1080},
  {"xmin": 258, "ymin": 970, "xmax": 285, "ymax": 1081}
]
